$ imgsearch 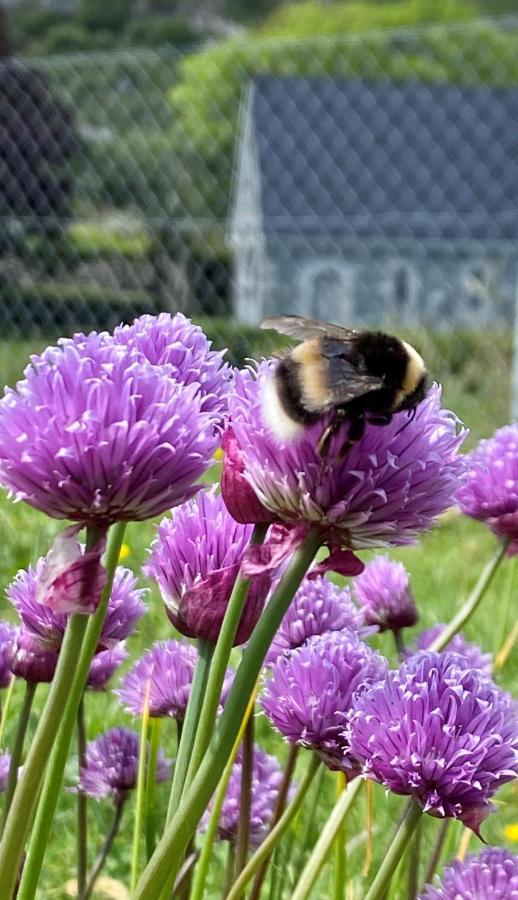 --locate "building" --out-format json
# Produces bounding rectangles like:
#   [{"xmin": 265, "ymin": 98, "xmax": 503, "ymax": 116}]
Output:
[{"xmin": 230, "ymin": 75, "xmax": 518, "ymax": 329}]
